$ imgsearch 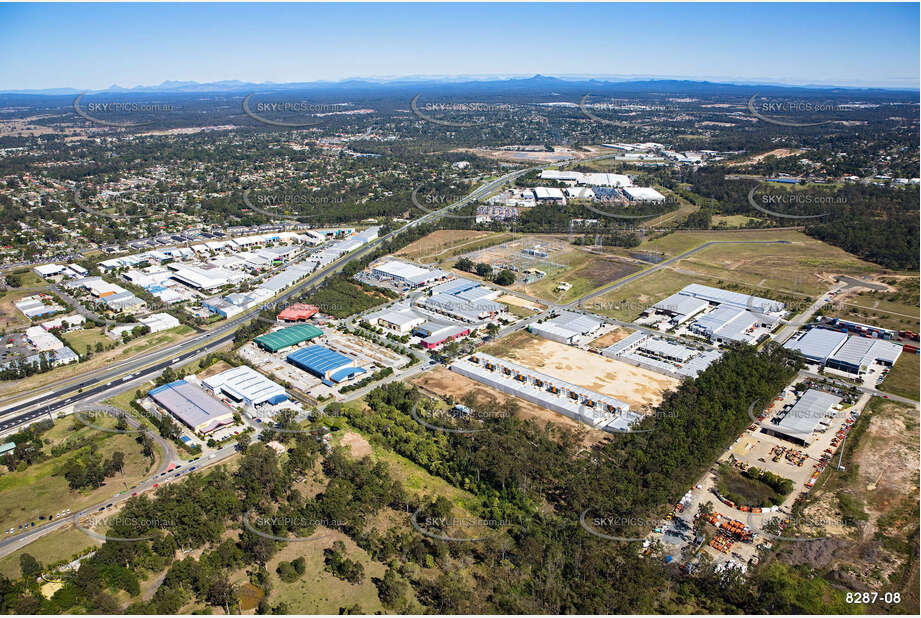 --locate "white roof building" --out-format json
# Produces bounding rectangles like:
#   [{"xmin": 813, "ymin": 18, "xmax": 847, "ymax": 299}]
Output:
[
  {"xmin": 202, "ymin": 365, "xmax": 287, "ymax": 408},
  {"xmin": 25, "ymin": 326, "xmax": 65, "ymax": 352},
  {"xmin": 623, "ymin": 187, "xmax": 666, "ymax": 202}
]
